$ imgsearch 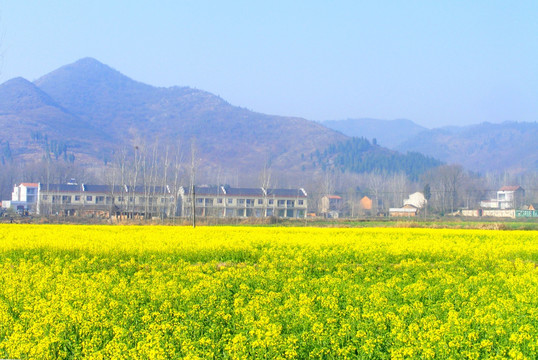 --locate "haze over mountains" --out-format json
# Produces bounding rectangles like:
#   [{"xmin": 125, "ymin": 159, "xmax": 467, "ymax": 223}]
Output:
[
  {"xmin": 322, "ymin": 119, "xmax": 538, "ymax": 173},
  {"xmin": 0, "ymin": 57, "xmax": 536, "ymax": 180},
  {"xmin": 2, "ymin": 58, "xmax": 348, "ymax": 176}
]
